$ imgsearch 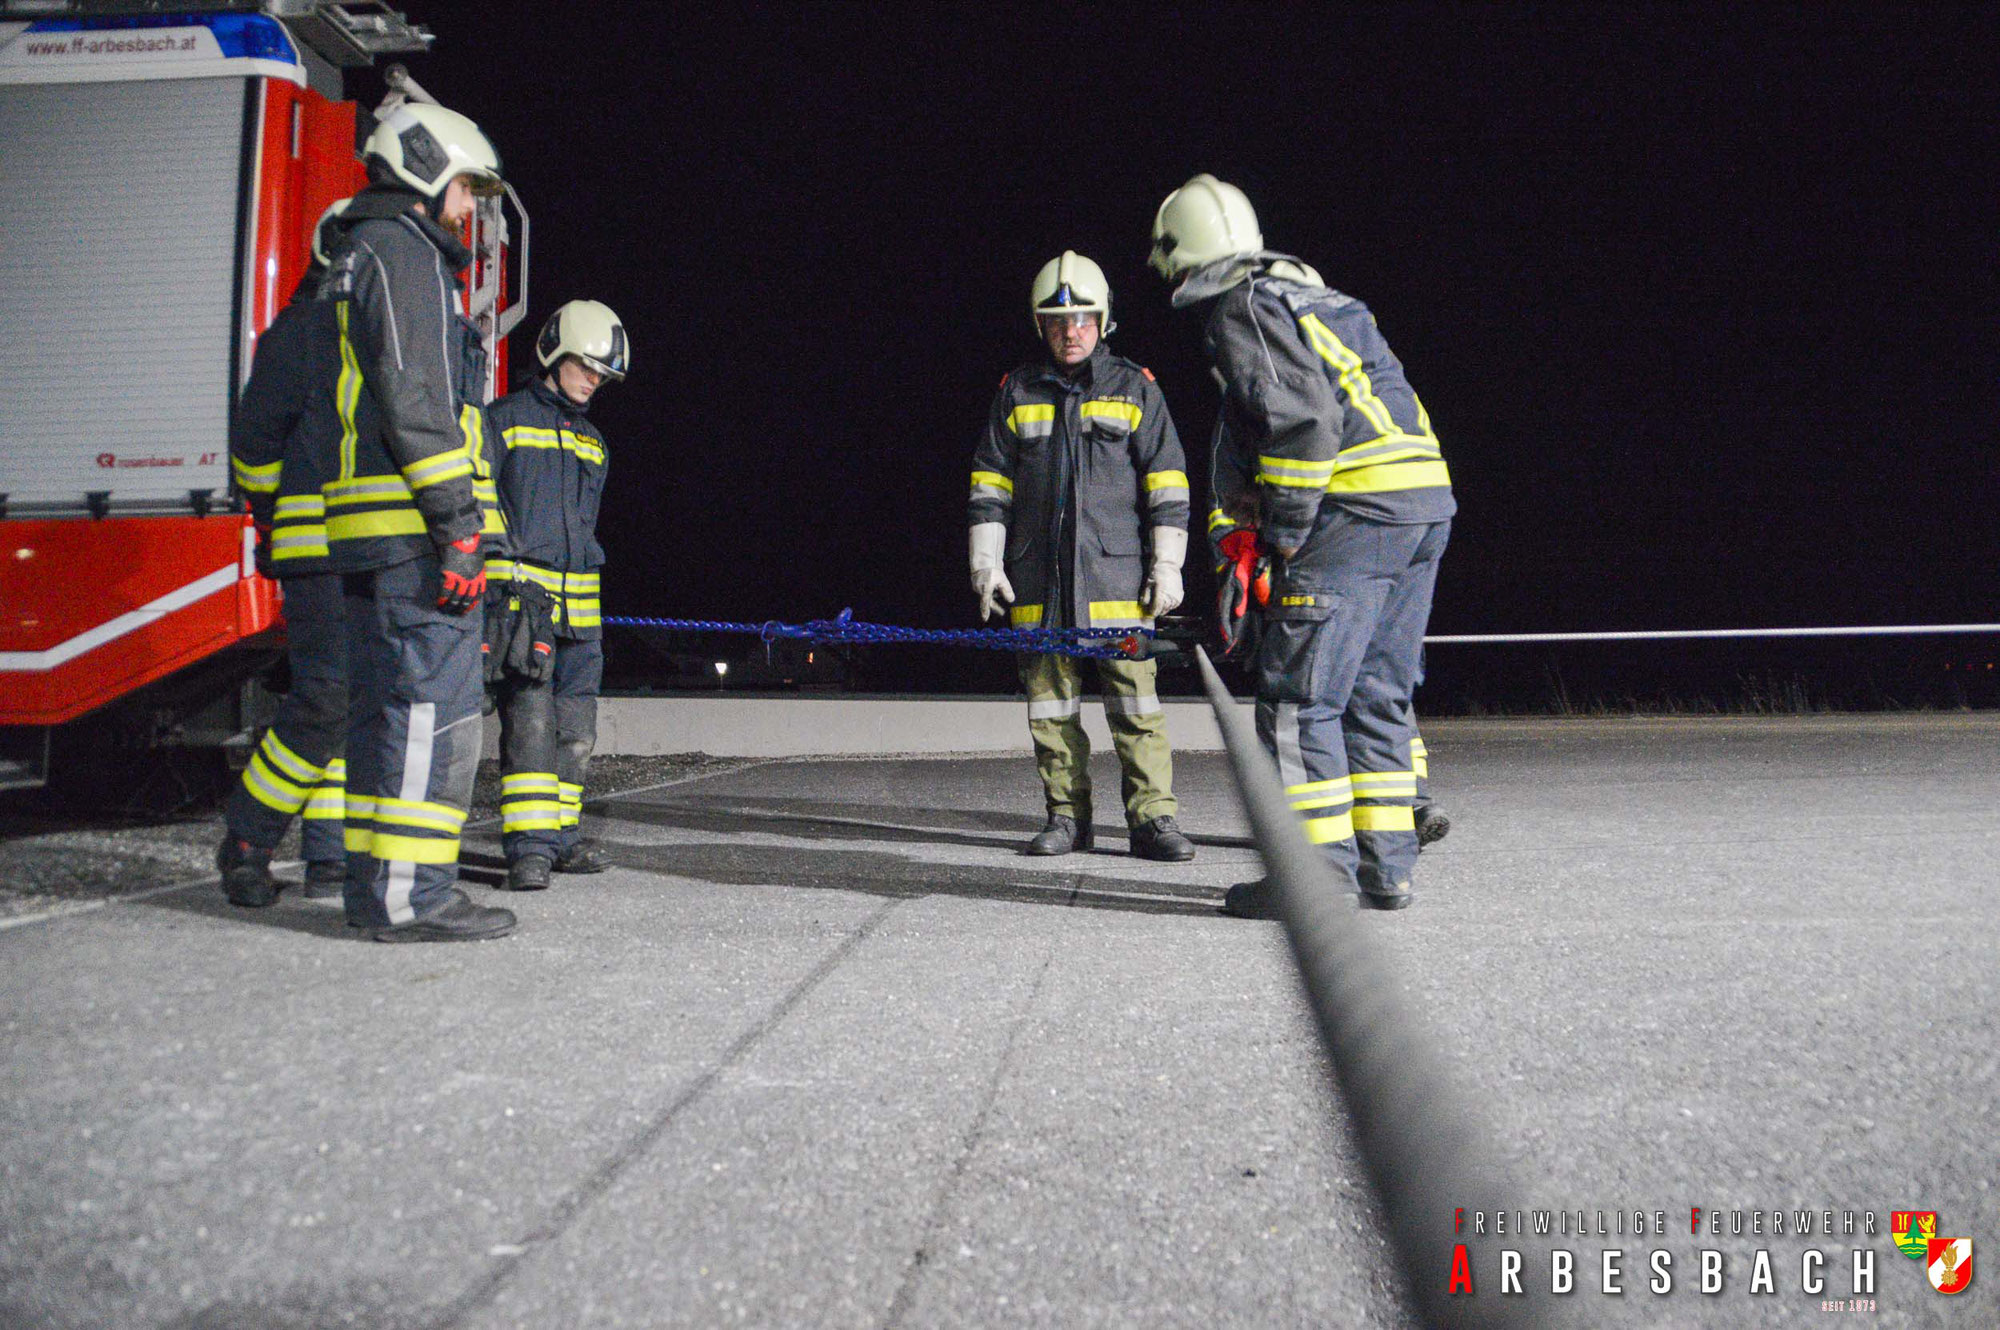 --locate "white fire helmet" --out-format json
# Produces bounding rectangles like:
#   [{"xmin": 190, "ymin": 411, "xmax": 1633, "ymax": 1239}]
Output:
[
  {"xmin": 310, "ymin": 197, "xmax": 352, "ymax": 267},
  {"xmin": 1031, "ymin": 250, "xmax": 1111, "ymax": 335},
  {"xmin": 1148, "ymin": 173, "xmax": 1262, "ymax": 279},
  {"xmin": 363, "ymin": 103, "xmax": 503, "ymax": 200},
  {"xmin": 536, "ymin": 300, "xmax": 629, "ymax": 381}
]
